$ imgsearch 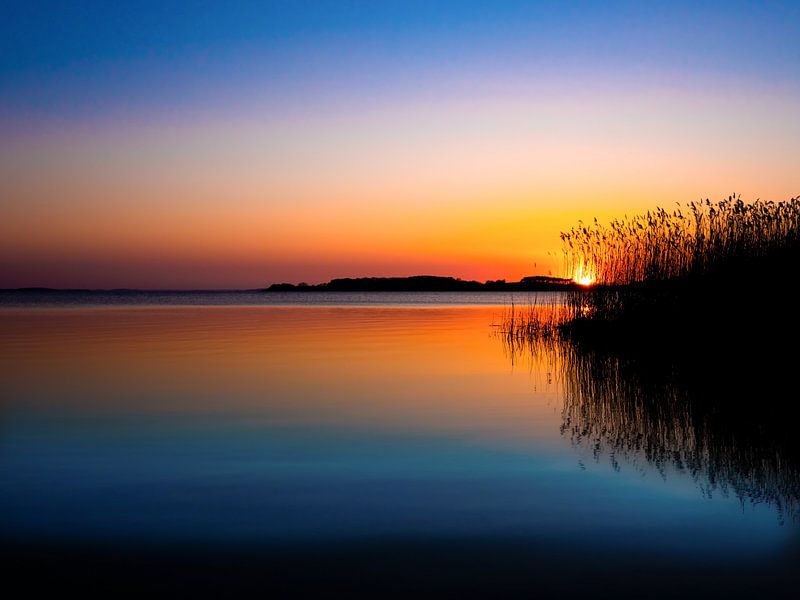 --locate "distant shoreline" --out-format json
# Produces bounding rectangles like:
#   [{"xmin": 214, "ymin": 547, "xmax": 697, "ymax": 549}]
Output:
[
  {"xmin": 2, "ymin": 276, "xmax": 577, "ymax": 294},
  {"xmin": 0, "ymin": 288, "xmax": 265, "ymax": 294},
  {"xmin": 265, "ymin": 275, "xmax": 576, "ymax": 293}
]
